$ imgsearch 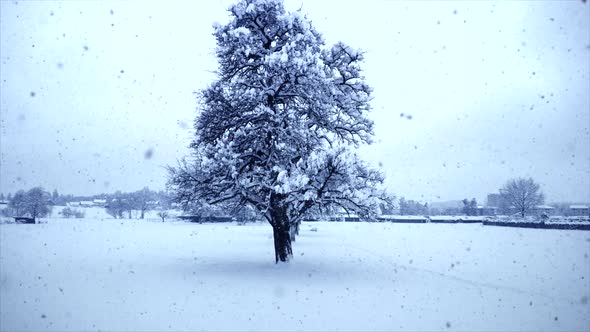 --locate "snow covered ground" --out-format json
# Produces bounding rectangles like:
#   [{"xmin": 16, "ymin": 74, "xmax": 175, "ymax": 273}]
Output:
[{"xmin": 1, "ymin": 219, "xmax": 589, "ymax": 331}]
